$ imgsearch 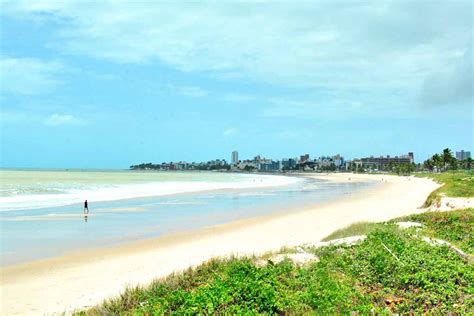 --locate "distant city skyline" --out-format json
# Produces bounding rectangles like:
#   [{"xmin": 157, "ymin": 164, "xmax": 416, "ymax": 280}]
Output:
[
  {"xmin": 130, "ymin": 149, "xmax": 429, "ymax": 173},
  {"xmin": 133, "ymin": 150, "xmax": 419, "ymax": 167},
  {"xmin": 1, "ymin": 1, "xmax": 472, "ymax": 169}
]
